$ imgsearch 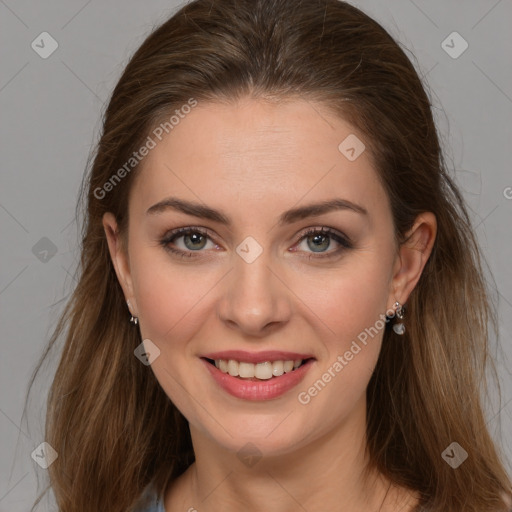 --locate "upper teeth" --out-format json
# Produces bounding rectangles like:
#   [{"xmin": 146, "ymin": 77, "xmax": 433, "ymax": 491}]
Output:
[{"xmin": 214, "ymin": 359, "xmax": 303, "ymax": 379}]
